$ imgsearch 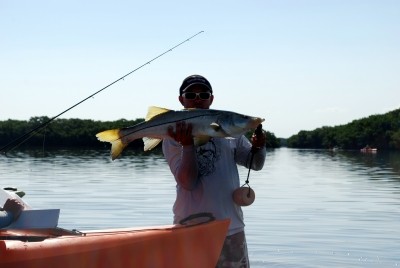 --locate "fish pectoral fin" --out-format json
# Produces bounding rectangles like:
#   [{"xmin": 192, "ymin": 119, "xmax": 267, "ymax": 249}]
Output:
[
  {"xmin": 210, "ymin": 122, "xmax": 221, "ymax": 132},
  {"xmin": 194, "ymin": 136, "xmax": 211, "ymax": 147},
  {"xmin": 96, "ymin": 129, "xmax": 127, "ymax": 160},
  {"xmin": 143, "ymin": 137, "xmax": 162, "ymax": 151},
  {"xmin": 145, "ymin": 106, "xmax": 171, "ymax": 121}
]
